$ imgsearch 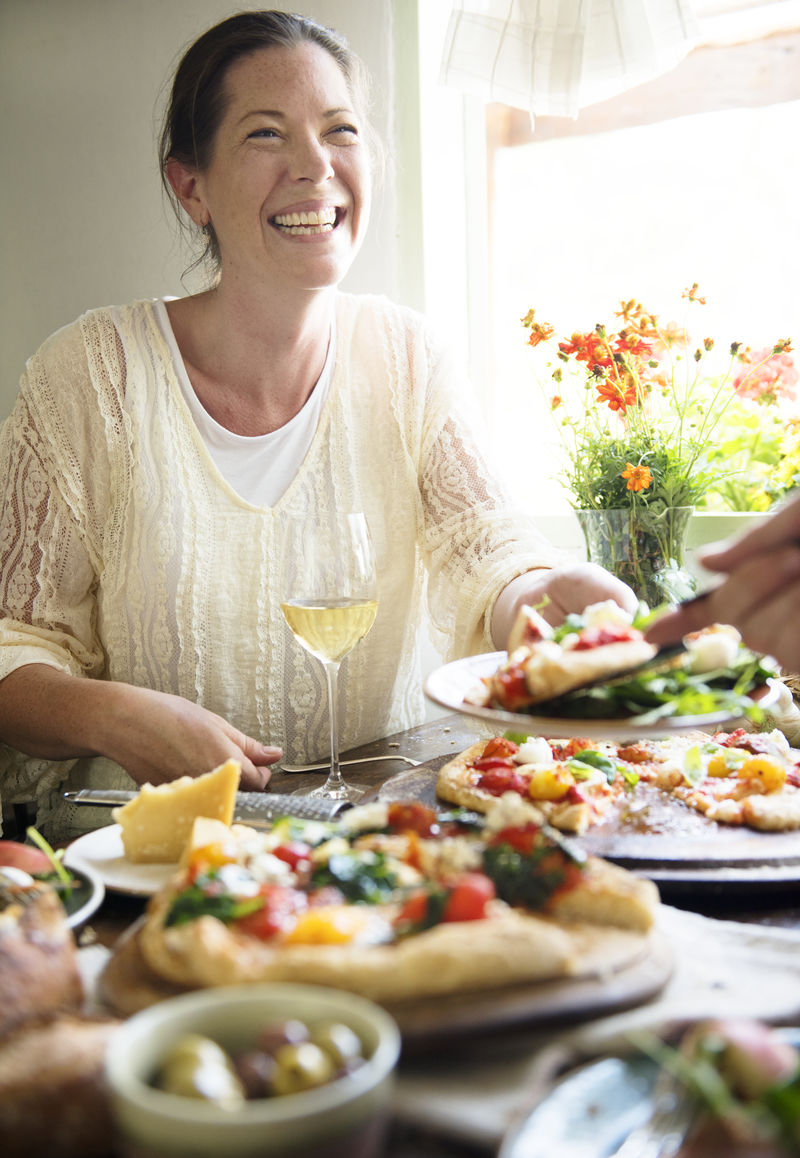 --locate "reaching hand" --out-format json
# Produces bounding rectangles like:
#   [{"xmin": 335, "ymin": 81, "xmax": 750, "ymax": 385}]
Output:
[
  {"xmin": 645, "ymin": 492, "xmax": 800, "ymax": 671},
  {"xmin": 492, "ymin": 562, "xmax": 639, "ymax": 648}
]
